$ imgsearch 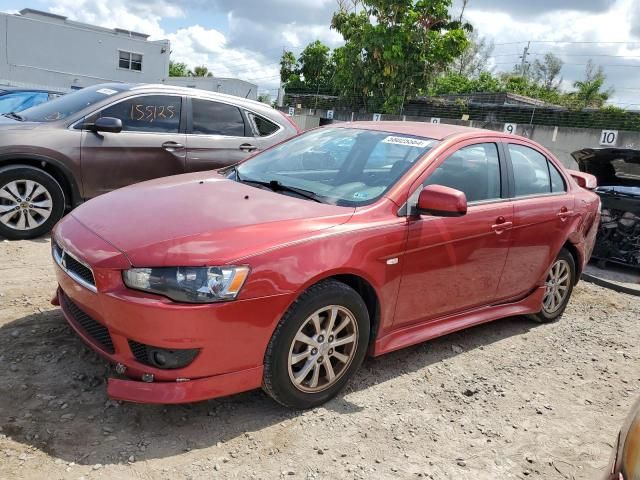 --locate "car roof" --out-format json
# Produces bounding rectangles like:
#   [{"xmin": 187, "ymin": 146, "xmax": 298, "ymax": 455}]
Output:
[
  {"xmin": 337, "ymin": 121, "xmax": 493, "ymax": 141},
  {"xmin": 123, "ymin": 83, "xmax": 271, "ymax": 111}
]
